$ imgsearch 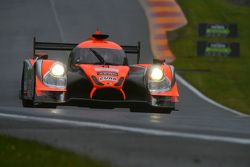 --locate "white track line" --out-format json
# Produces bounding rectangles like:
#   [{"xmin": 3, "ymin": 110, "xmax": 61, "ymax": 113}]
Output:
[
  {"xmin": 49, "ymin": 0, "xmax": 65, "ymax": 42},
  {"xmin": 176, "ymin": 74, "xmax": 248, "ymax": 117},
  {"xmin": 0, "ymin": 112, "xmax": 250, "ymax": 145}
]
